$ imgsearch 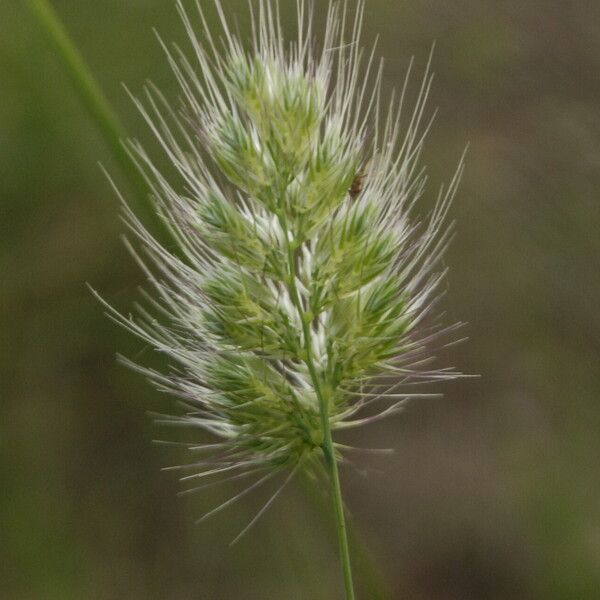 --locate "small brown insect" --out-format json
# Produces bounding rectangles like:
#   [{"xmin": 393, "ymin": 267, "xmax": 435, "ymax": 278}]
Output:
[{"xmin": 349, "ymin": 170, "xmax": 366, "ymax": 199}]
